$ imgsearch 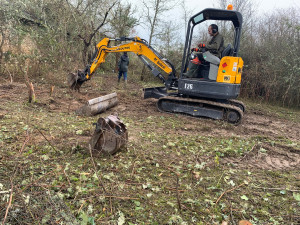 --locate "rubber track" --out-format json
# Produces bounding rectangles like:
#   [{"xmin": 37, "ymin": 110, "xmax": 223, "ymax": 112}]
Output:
[
  {"xmin": 157, "ymin": 96, "xmax": 244, "ymax": 125},
  {"xmin": 228, "ymin": 99, "xmax": 246, "ymax": 112}
]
